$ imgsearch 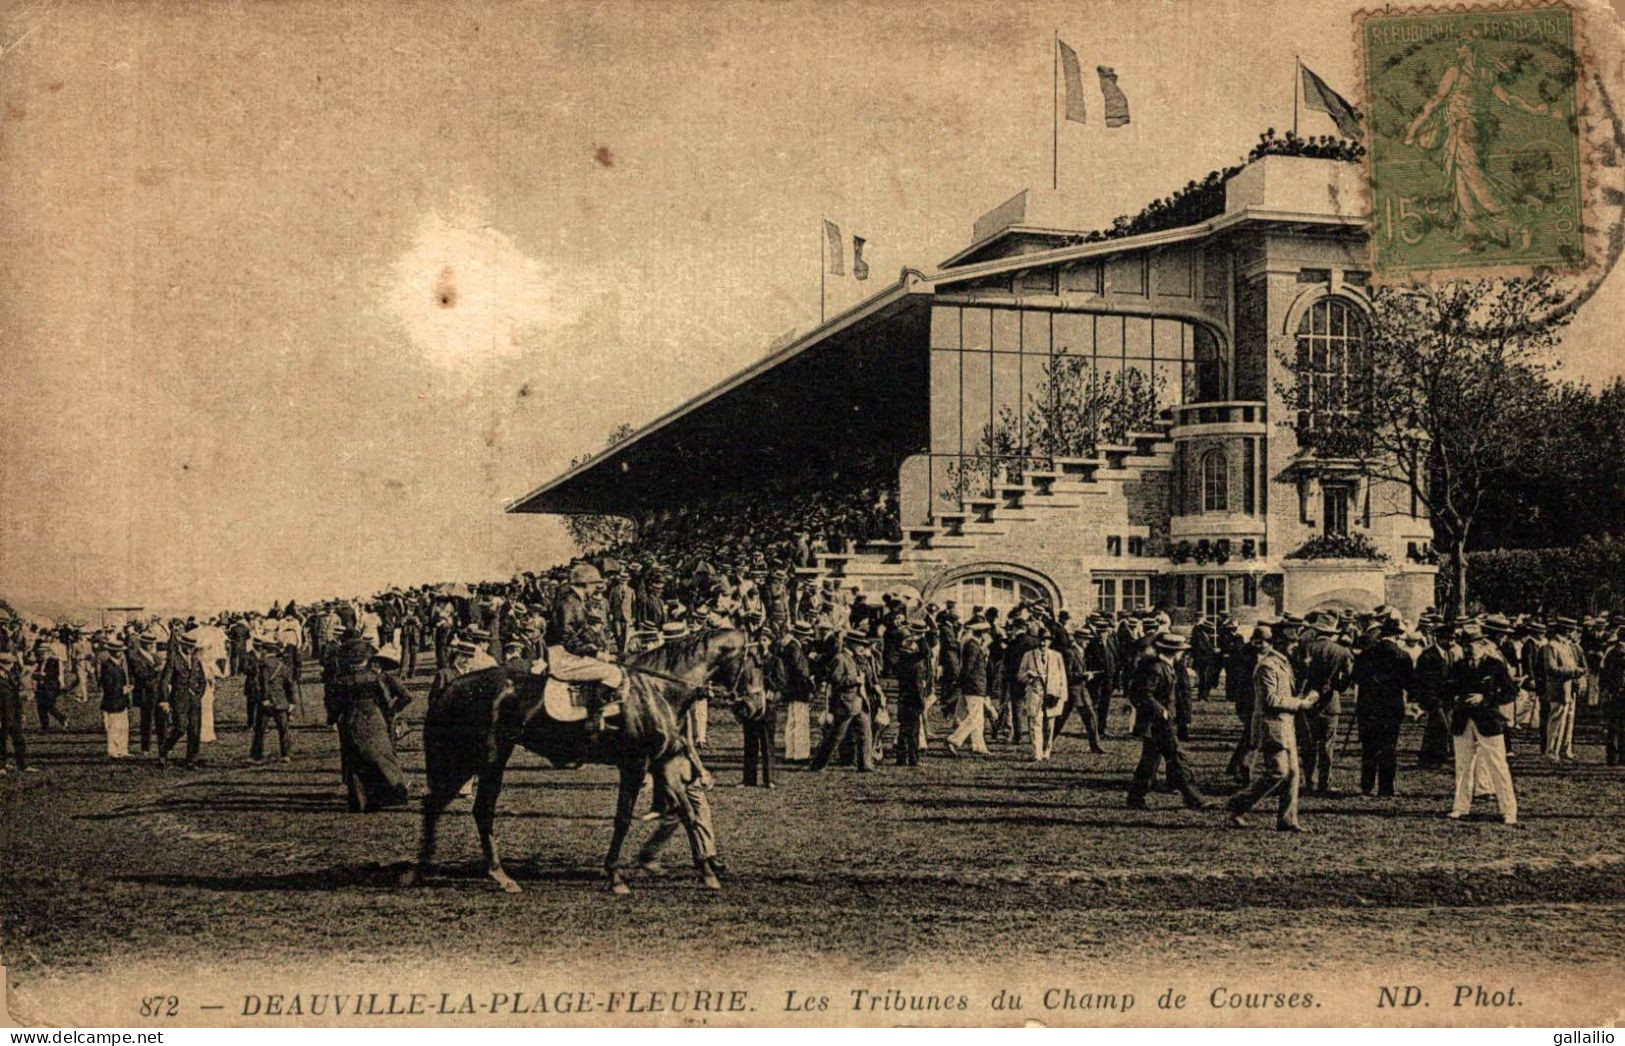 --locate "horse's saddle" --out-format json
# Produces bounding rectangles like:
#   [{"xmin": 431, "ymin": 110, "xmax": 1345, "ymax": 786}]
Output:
[{"xmin": 540, "ymin": 677, "xmax": 624, "ymax": 724}]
